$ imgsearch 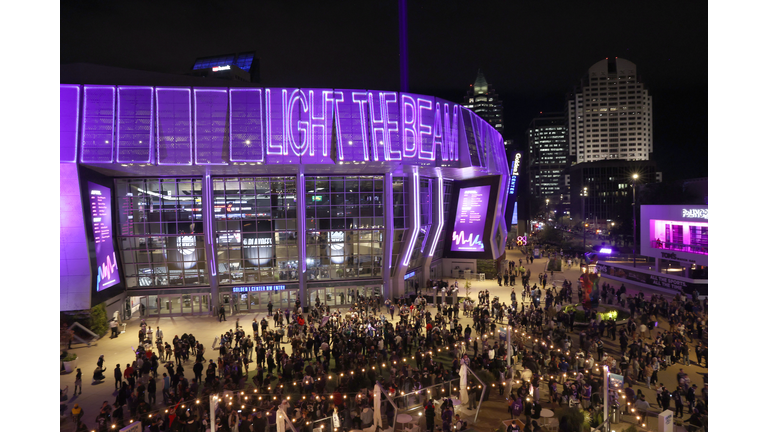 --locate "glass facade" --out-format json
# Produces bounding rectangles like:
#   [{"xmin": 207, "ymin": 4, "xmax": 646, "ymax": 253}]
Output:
[
  {"xmin": 305, "ymin": 176, "xmax": 384, "ymax": 281},
  {"xmin": 212, "ymin": 177, "xmax": 299, "ymax": 284},
  {"xmin": 115, "ymin": 178, "xmax": 208, "ymax": 288}
]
